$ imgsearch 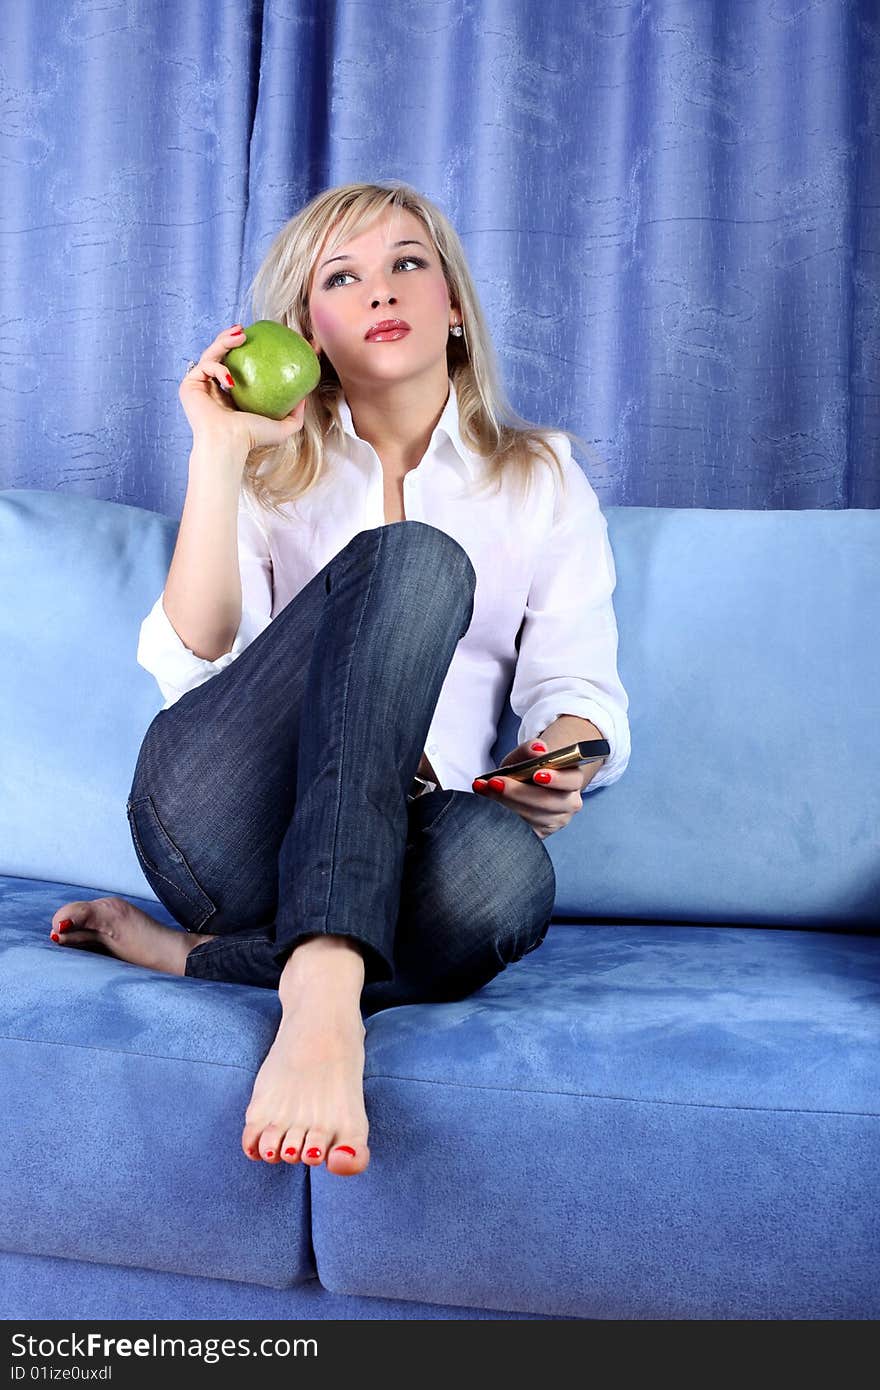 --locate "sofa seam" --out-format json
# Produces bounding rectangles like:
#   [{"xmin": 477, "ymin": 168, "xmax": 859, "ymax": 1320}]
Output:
[
  {"xmin": 2, "ymin": 1034, "xmax": 876, "ymax": 1118},
  {"xmin": 0, "ymin": 1032, "xmax": 259, "ymax": 1073},
  {"xmin": 363, "ymin": 1073, "xmax": 880, "ymax": 1119}
]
